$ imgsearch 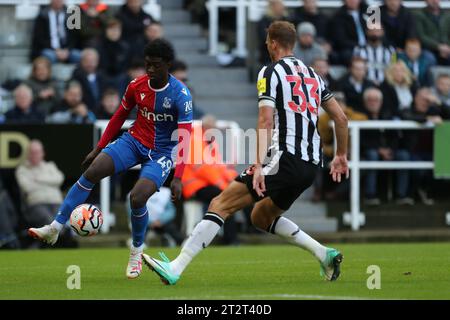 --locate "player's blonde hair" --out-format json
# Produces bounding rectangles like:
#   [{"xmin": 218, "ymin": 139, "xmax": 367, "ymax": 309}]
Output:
[{"xmin": 385, "ymin": 60, "xmax": 413, "ymax": 87}]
